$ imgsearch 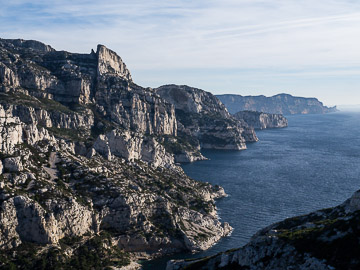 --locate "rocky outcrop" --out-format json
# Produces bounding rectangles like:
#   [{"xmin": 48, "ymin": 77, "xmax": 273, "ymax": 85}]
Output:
[
  {"xmin": 156, "ymin": 85, "xmax": 229, "ymax": 117},
  {"xmin": 173, "ymin": 150, "xmax": 207, "ymax": 163},
  {"xmin": 97, "ymin": 44, "xmax": 132, "ymax": 81},
  {"xmin": 0, "ymin": 196, "xmax": 94, "ymax": 249},
  {"xmin": 0, "ymin": 103, "xmax": 57, "ymax": 155},
  {"xmin": 93, "ymin": 129, "xmax": 175, "ymax": 168},
  {"xmin": 217, "ymin": 93, "xmax": 338, "ymax": 115},
  {"xmin": 234, "ymin": 111, "xmax": 288, "ymax": 129},
  {"xmin": 0, "ymin": 63, "xmax": 19, "ymax": 87},
  {"xmin": 156, "ymin": 85, "xmax": 258, "ymax": 152},
  {"xmin": 168, "ymin": 189, "xmax": 360, "ymax": 270},
  {"xmin": 3, "ymin": 157, "xmax": 23, "ymax": 172}
]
